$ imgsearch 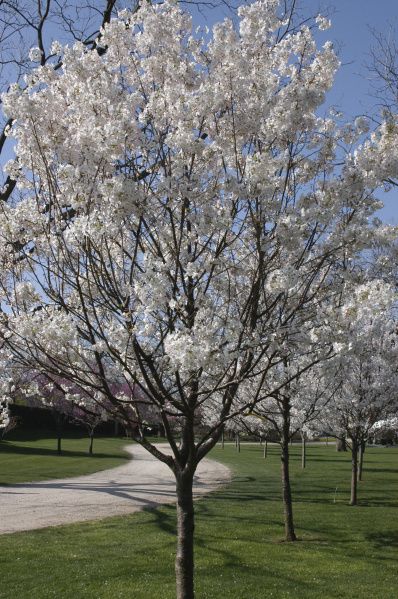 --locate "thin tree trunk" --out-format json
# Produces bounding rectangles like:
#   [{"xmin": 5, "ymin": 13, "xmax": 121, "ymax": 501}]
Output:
[
  {"xmin": 175, "ymin": 470, "xmax": 195, "ymax": 599},
  {"xmin": 54, "ymin": 412, "xmax": 63, "ymax": 456},
  {"xmin": 357, "ymin": 441, "xmax": 365, "ymax": 482},
  {"xmin": 301, "ymin": 434, "xmax": 306, "ymax": 469},
  {"xmin": 281, "ymin": 435, "xmax": 296, "ymax": 541},
  {"xmin": 350, "ymin": 440, "xmax": 358, "ymax": 506},
  {"xmin": 88, "ymin": 432, "xmax": 94, "ymax": 455},
  {"xmin": 263, "ymin": 439, "xmax": 268, "ymax": 459},
  {"xmin": 221, "ymin": 429, "xmax": 224, "ymax": 449}
]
